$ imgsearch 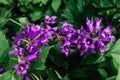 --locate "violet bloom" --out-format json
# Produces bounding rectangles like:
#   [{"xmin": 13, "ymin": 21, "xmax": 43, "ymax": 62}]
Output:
[
  {"xmin": 100, "ymin": 24, "xmax": 114, "ymax": 42},
  {"xmin": 22, "ymin": 24, "xmax": 42, "ymax": 38},
  {"xmin": 9, "ymin": 44, "xmax": 24, "ymax": 56},
  {"xmin": 14, "ymin": 60, "xmax": 29, "ymax": 76},
  {"xmin": 60, "ymin": 22, "xmax": 75, "ymax": 35},
  {"xmin": 59, "ymin": 22, "xmax": 76, "ymax": 57},
  {"xmin": 13, "ymin": 34, "xmax": 23, "ymax": 45},
  {"xmin": 96, "ymin": 40, "xmax": 106, "ymax": 53},
  {"xmin": 44, "ymin": 15, "xmax": 57, "ymax": 25},
  {"xmin": 86, "ymin": 17, "xmax": 94, "ymax": 32}
]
